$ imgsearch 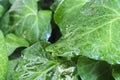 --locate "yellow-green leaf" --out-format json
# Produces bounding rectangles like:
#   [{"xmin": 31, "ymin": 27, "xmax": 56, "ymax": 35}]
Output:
[{"xmin": 0, "ymin": 30, "xmax": 8, "ymax": 80}]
